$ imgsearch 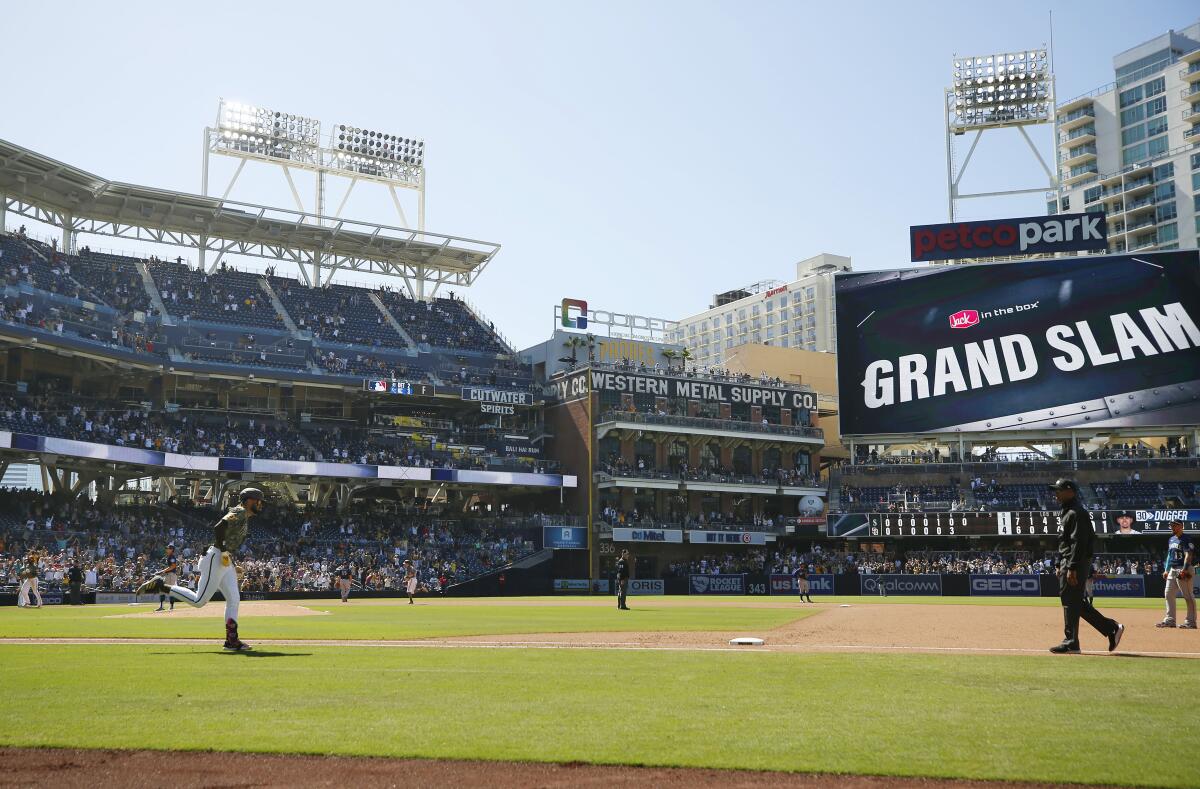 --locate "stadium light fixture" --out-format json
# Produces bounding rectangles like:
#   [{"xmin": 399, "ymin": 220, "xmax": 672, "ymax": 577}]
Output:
[
  {"xmin": 329, "ymin": 123, "xmax": 424, "ymax": 180},
  {"xmin": 949, "ymin": 49, "xmax": 1050, "ymax": 130},
  {"xmin": 216, "ymin": 99, "xmax": 321, "ymax": 161}
]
